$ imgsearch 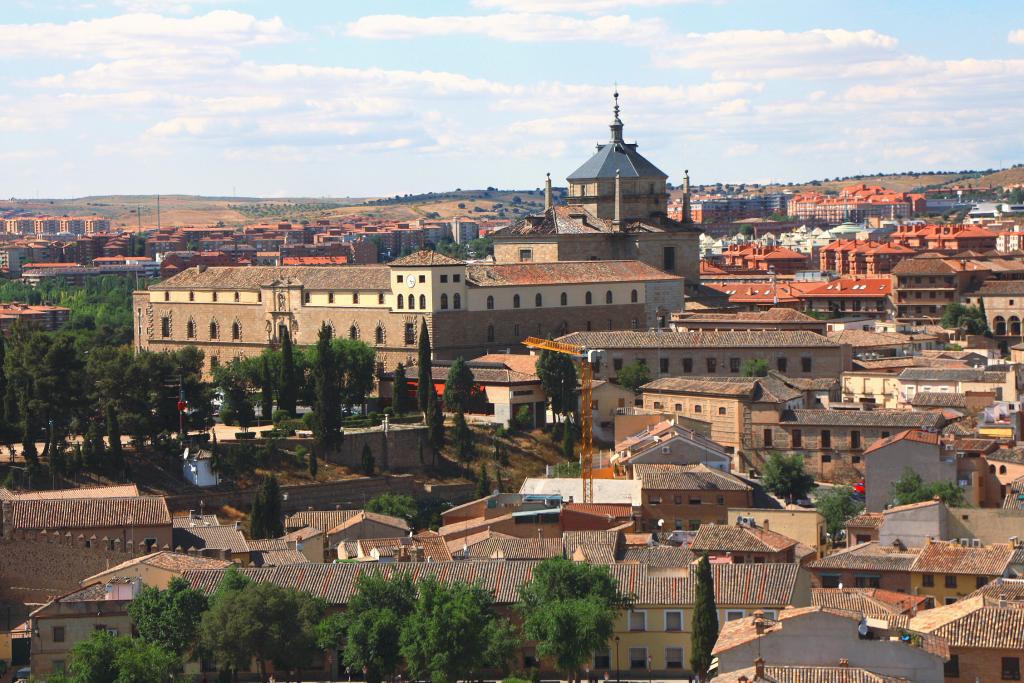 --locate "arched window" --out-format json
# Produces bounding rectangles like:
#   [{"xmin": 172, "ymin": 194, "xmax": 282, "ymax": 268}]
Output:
[
  {"xmin": 164, "ymin": 291, "xmax": 169, "ymax": 301},
  {"xmin": 440, "ymin": 293, "xmax": 448, "ymax": 310},
  {"xmin": 353, "ymin": 292, "xmax": 359, "ymax": 304},
  {"xmin": 487, "ymin": 324, "xmax": 495, "ymax": 342},
  {"xmin": 397, "ymin": 294, "xmax": 404, "ymax": 309},
  {"xmin": 378, "ymin": 292, "xmax": 385, "ymax": 304},
  {"xmin": 990, "ymin": 464, "xmax": 996, "ymax": 473},
  {"xmin": 186, "ymin": 319, "xmax": 196, "ymax": 339},
  {"xmin": 408, "ymin": 295, "xmax": 415, "ymax": 311},
  {"xmin": 1012, "ymin": 316, "xmax": 1021, "ymax": 336},
  {"xmin": 535, "ymin": 293, "xmax": 543, "ymax": 307},
  {"xmin": 631, "ymin": 289, "xmax": 638, "ymax": 303},
  {"xmin": 585, "ymin": 291, "xmax": 593, "ymax": 305},
  {"xmin": 995, "ymin": 316, "xmax": 1006, "ymax": 336},
  {"xmin": 349, "ymin": 325, "xmax": 359, "ymax": 340},
  {"xmin": 234, "ymin": 291, "xmax": 240, "ymax": 302},
  {"xmin": 323, "ymin": 324, "xmax": 333, "ymax": 340},
  {"xmin": 453, "ymin": 293, "xmax": 461, "ymax": 309},
  {"xmin": 513, "ymin": 294, "xmax": 521, "ymax": 309},
  {"xmin": 1001, "ymin": 465, "xmax": 1008, "ymax": 474},
  {"xmin": 606, "ymin": 290, "xmax": 613, "ymax": 304},
  {"xmin": 560, "ymin": 292, "xmax": 568, "ymax": 306},
  {"xmin": 231, "ymin": 321, "xmax": 241, "ymax": 340},
  {"xmin": 419, "ymin": 294, "xmax": 426, "ymax": 309},
  {"xmin": 161, "ymin": 317, "xmax": 171, "ymax": 338},
  {"xmin": 189, "ymin": 291, "xmax": 195, "ymax": 302},
  {"xmin": 487, "ymin": 295, "xmax": 495, "ymax": 310},
  {"xmin": 375, "ymin": 325, "xmax": 385, "ymax": 345},
  {"xmin": 209, "ymin": 320, "xmax": 219, "ymax": 340}
]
